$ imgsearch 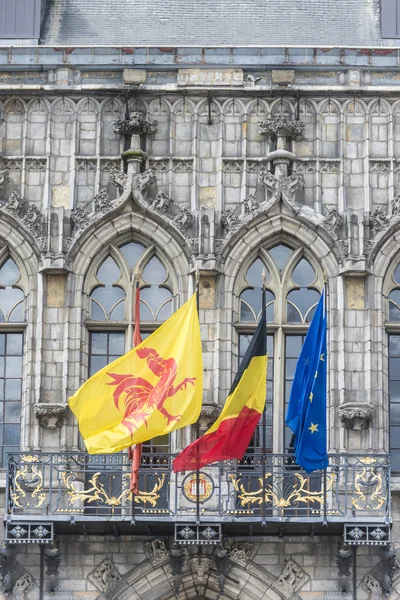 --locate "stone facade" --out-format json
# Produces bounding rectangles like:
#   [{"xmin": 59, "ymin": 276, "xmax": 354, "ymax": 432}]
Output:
[{"xmin": 2, "ymin": 38, "xmax": 400, "ymax": 600}]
